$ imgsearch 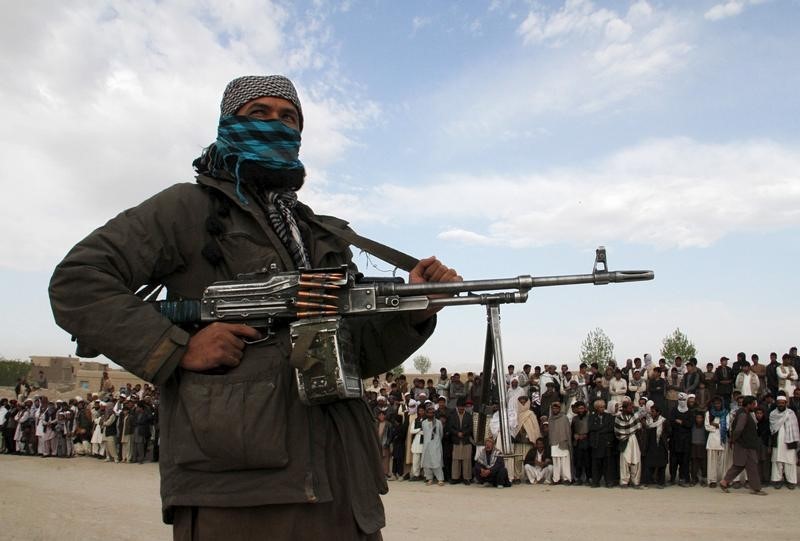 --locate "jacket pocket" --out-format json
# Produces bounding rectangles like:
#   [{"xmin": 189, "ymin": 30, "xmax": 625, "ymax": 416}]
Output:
[
  {"xmin": 170, "ymin": 353, "xmax": 290, "ymax": 472},
  {"xmin": 217, "ymin": 231, "xmax": 283, "ymax": 277}
]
